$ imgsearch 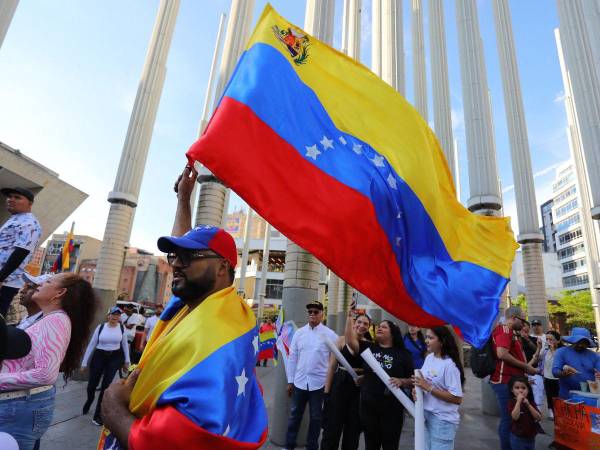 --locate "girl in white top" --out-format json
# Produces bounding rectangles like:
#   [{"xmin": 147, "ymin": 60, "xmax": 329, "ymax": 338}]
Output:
[
  {"xmin": 413, "ymin": 326, "xmax": 464, "ymax": 450},
  {"xmin": 81, "ymin": 307, "xmax": 130, "ymax": 425}
]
